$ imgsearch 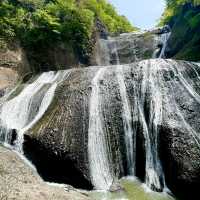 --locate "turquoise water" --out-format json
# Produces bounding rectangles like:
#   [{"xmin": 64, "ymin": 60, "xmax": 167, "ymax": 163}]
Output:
[{"xmin": 90, "ymin": 178, "xmax": 175, "ymax": 200}]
